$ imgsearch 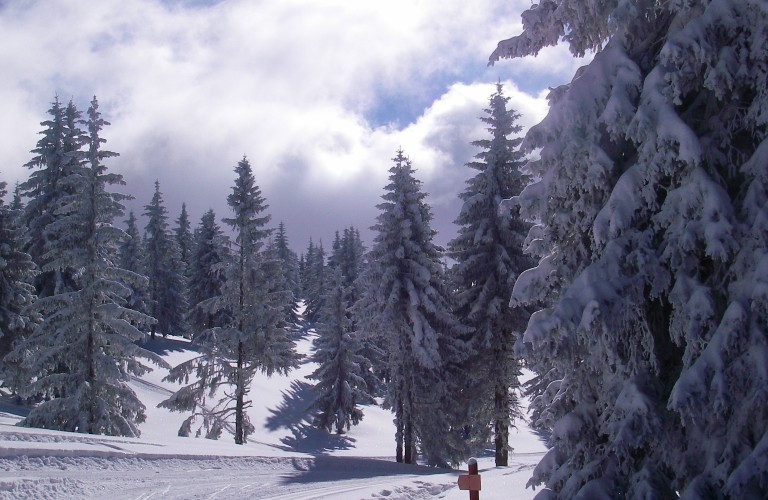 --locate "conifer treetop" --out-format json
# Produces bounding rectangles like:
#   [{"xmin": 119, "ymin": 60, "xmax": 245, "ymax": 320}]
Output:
[{"xmin": 223, "ymin": 156, "xmax": 271, "ymax": 250}]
